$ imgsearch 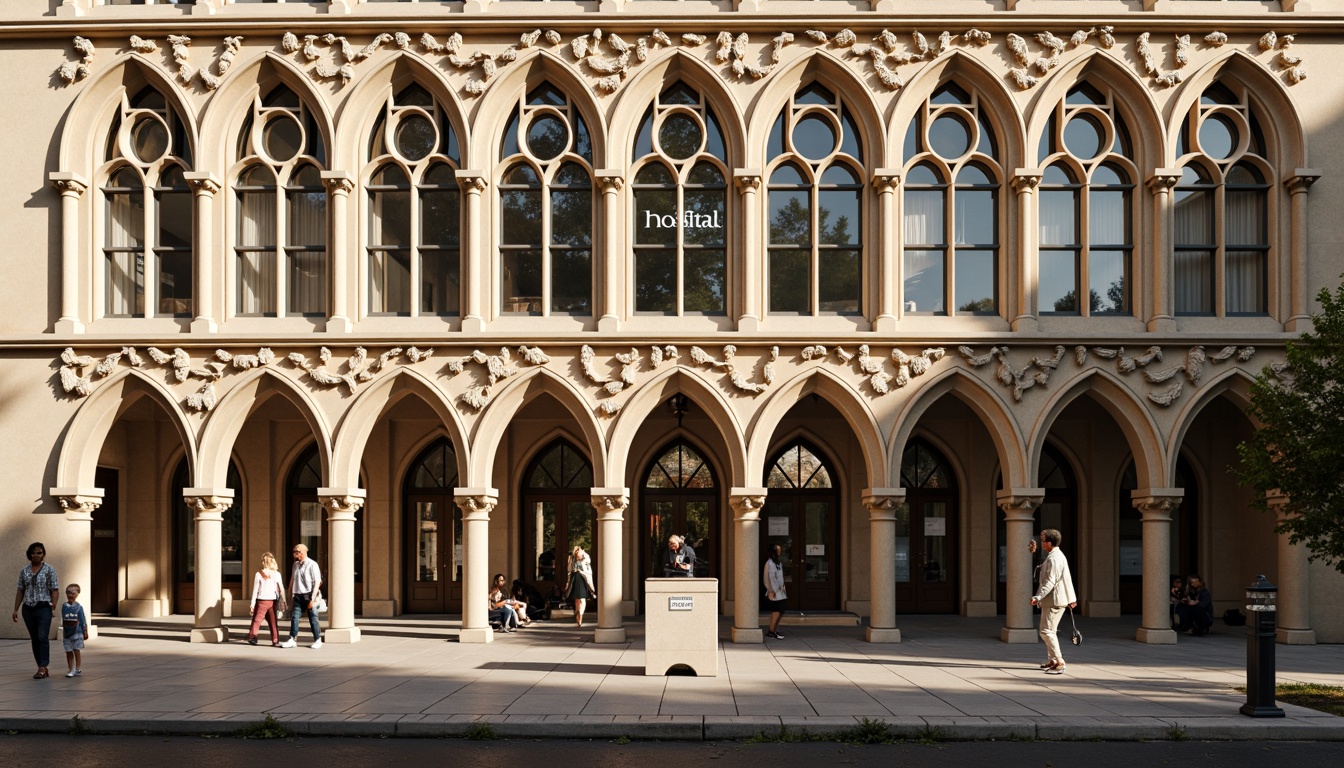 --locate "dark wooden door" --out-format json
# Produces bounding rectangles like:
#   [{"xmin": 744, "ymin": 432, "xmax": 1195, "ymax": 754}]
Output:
[
  {"xmin": 760, "ymin": 494, "xmax": 840, "ymax": 612},
  {"xmin": 91, "ymin": 467, "xmax": 118, "ymax": 615},
  {"xmin": 405, "ymin": 493, "xmax": 462, "ymax": 613},
  {"xmin": 894, "ymin": 493, "xmax": 958, "ymax": 614}
]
